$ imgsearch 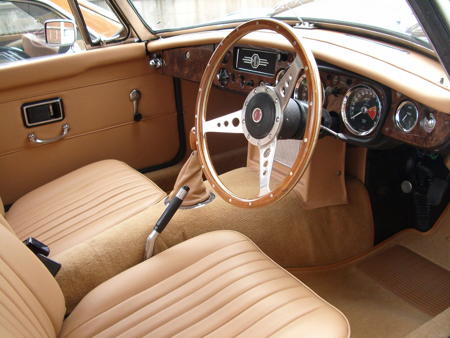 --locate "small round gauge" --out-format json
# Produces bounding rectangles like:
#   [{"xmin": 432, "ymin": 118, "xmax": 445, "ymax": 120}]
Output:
[
  {"xmin": 294, "ymin": 73, "xmax": 308, "ymax": 101},
  {"xmin": 341, "ymin": 84, "xmax": 382, "ymax": 136},
  {"xmin": 395, "ymin": 101, "xmax": 419, "ymax": 132},
  {"xmin": 293, "ymin": 73, "xmax": 325, "ymax": 104},
  {"xmin": 275, "ymin": 69, "xmax": 286, "ymax": 85}
]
